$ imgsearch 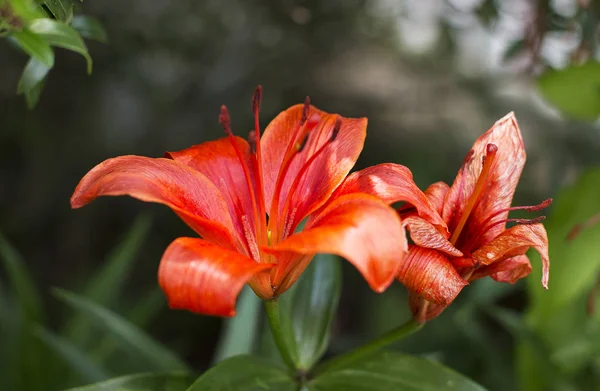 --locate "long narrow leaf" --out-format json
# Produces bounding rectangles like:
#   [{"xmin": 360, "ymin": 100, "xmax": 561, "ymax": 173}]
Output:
[
  {"xmin": 213, "ymin": 286, "xmax": 261, "ymax": 363},
  {"xmin": 64, "ymin": 372, "xmax": 195, "ymax": 391},
  {"xmin": 0, "ymin": 233, "xmax": 44, "ymax": 323},
  {"xmin": 53, "ymin": 288, "xmax": 189, "ymax": 372},
  {"xmin": 64, "ymin": 215, "xmax": 151, "ymax": 345},
  {"xmin": 33, "ymin": 326, "xmax": 109, "ymax": 385}
]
